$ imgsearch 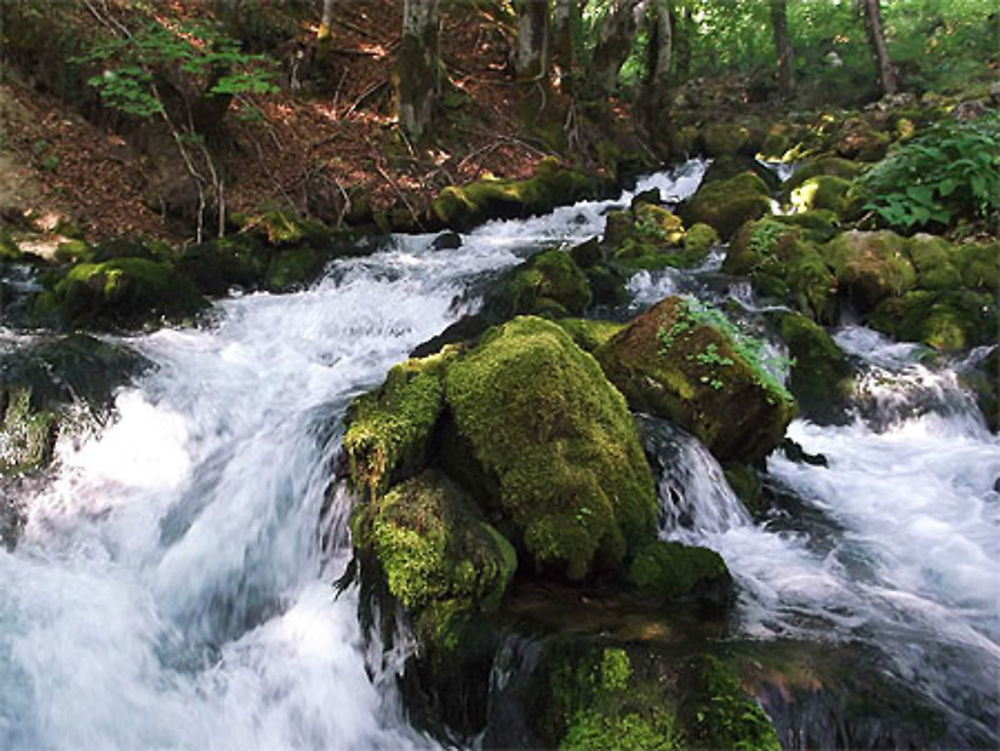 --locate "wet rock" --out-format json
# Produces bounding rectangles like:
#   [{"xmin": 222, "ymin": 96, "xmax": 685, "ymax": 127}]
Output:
[
  {"xmin": 869, "ymin": 289, "xmax": 997, "ymax": 351},
  {"xmin": 596, "ymin": 296, "xmax": 796, "ymax": 463},
  {"xmin": 777, "ymin": 311, "xmax": 854, "ymax": 424},
  {"xmin": 430, "ymin": 230, "xmax": 462, "ymax": 250},
  {"xmin": 825, "ymin": 230, "xmax": 915, "ymax": 313},
  {"xmin": 485, "ymin": 248, "xmax": 592, "ymax": 319},
  {"xmin": 679, "ymin": 171, "xmax": 772, "ymax": 240}
]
